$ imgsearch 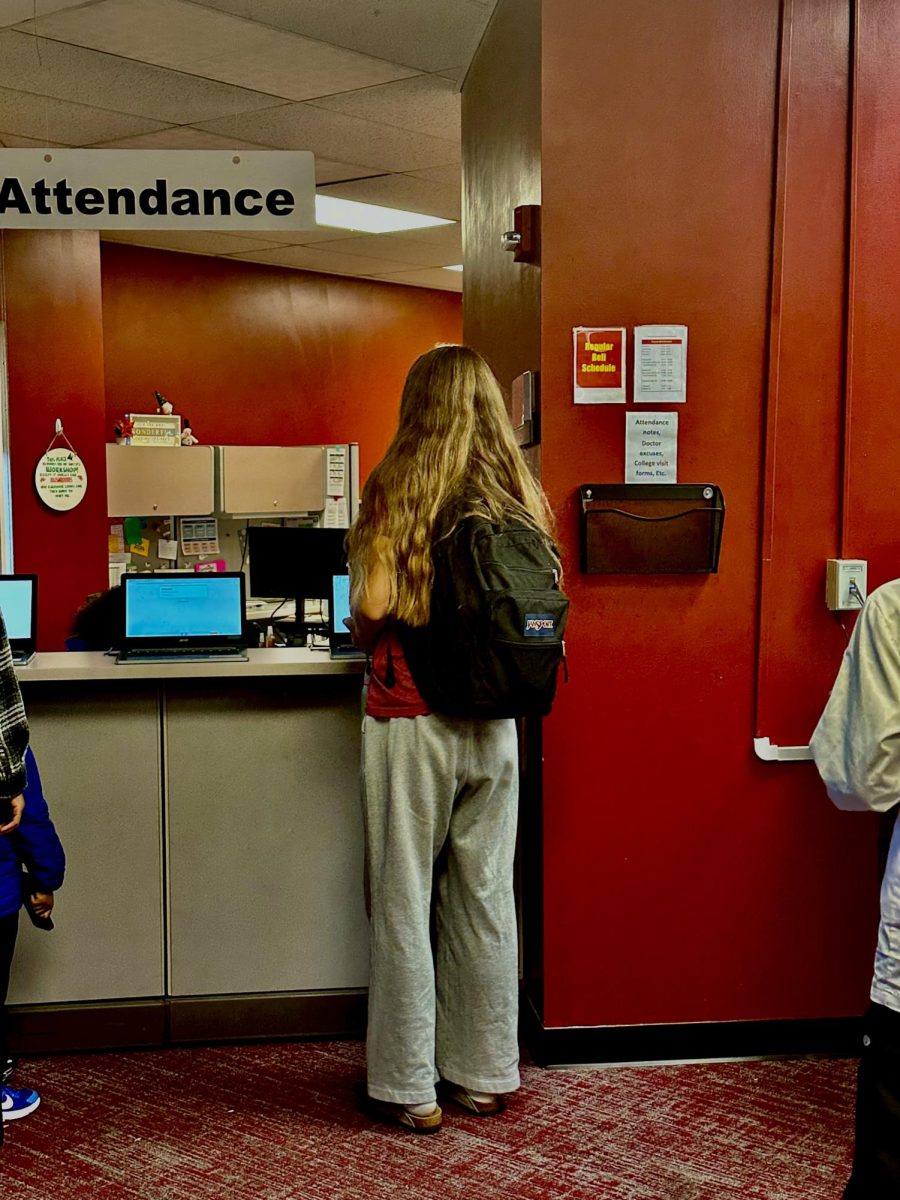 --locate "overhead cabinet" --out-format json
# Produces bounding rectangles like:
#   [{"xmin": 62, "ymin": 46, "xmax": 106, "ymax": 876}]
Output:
[
  {"xmin": 218, "ymin": 445, "xmax": 326, "ymax": 516},
  {"xmin": 106, "ymin": 444, "xmax": 215, "ymax": 517}
]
